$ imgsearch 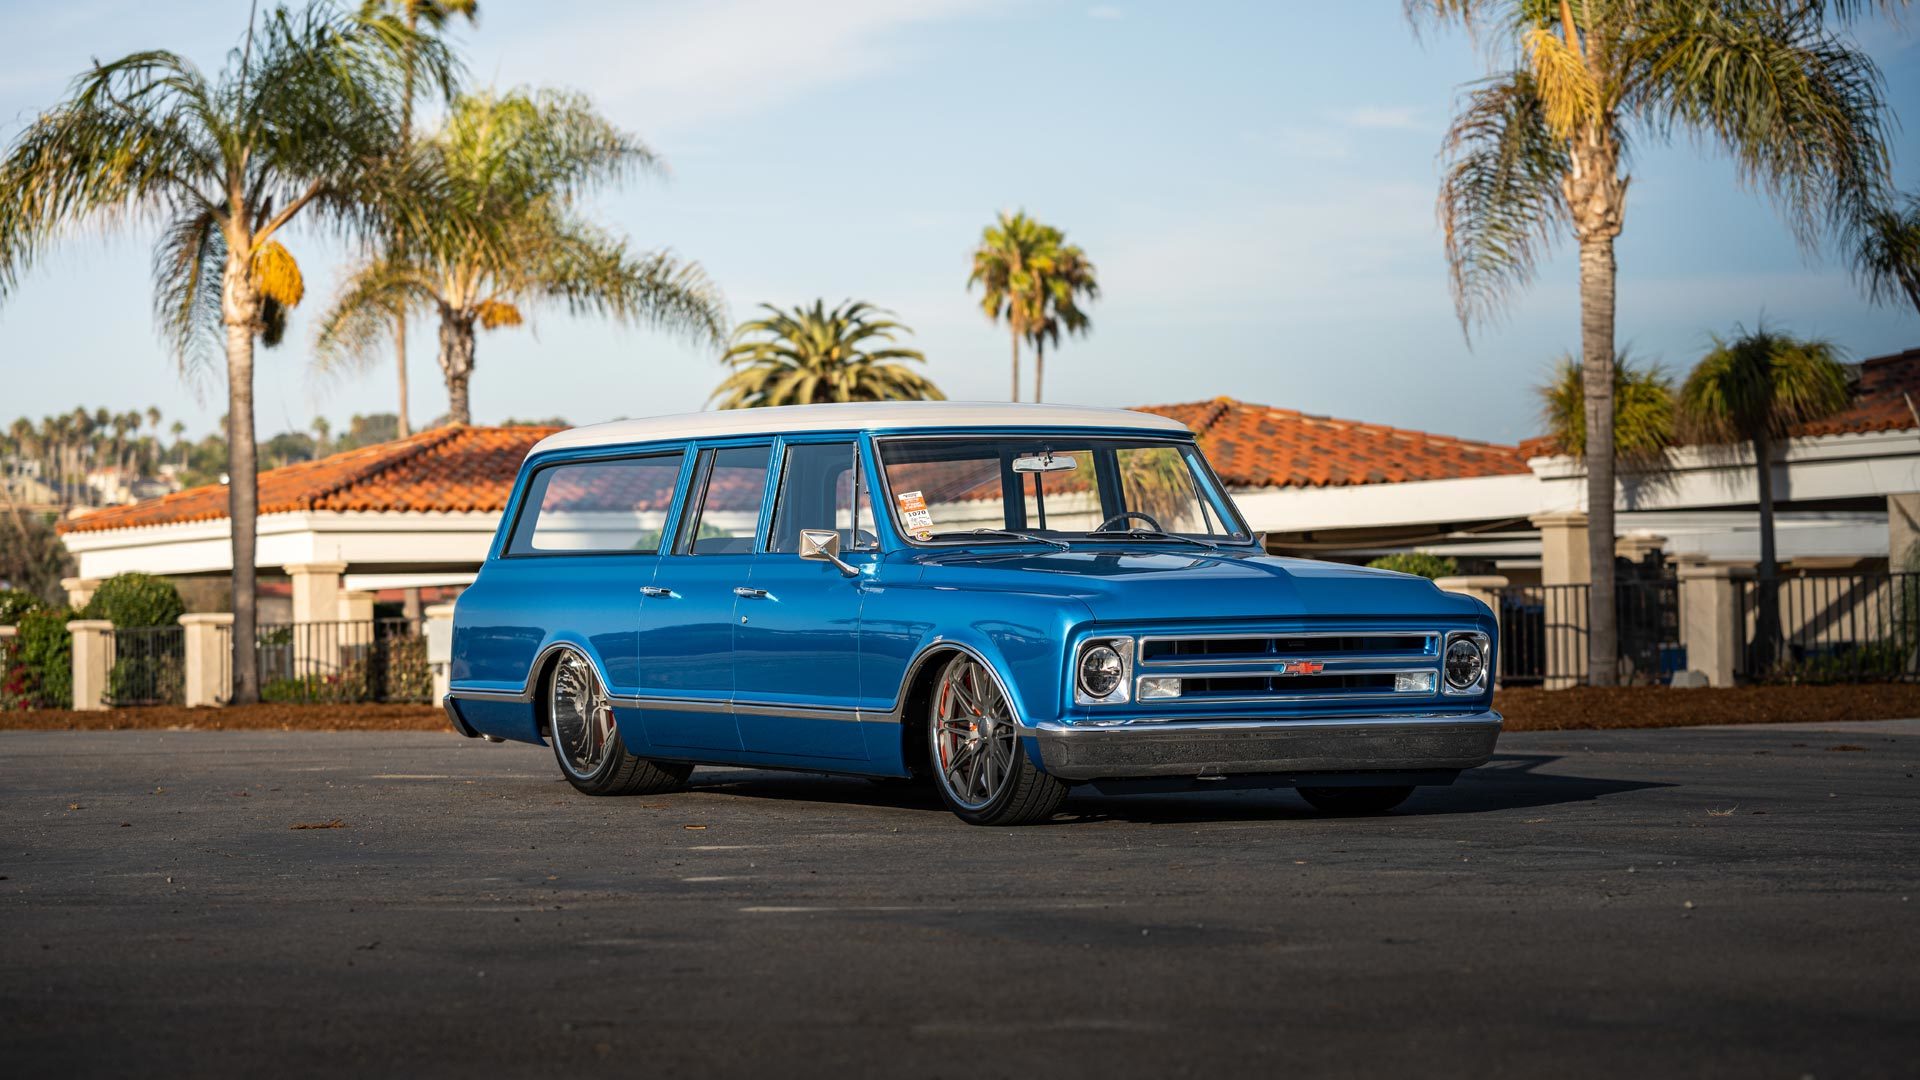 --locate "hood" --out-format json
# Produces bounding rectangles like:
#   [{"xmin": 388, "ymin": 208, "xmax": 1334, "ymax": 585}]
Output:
[{"xmin": 911, "ymin": 547, "xmax": 1483, "ymax": 622}]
